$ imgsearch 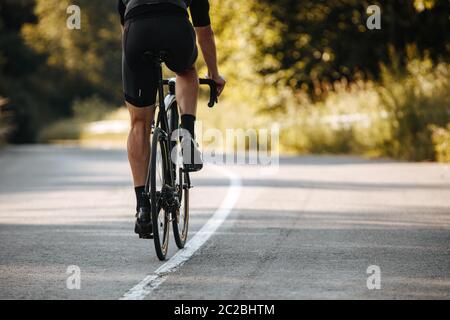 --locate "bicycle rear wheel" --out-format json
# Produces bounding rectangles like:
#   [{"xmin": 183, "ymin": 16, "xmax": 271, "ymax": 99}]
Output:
[{"xmin": 148, "ymin": 127, "xmax": 170, "ymax": 261}]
